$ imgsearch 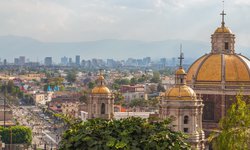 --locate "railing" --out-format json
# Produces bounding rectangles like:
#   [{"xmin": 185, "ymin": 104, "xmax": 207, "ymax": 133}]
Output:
[{"xmin": 2, "ymin": 144, "xmax": 58, "ymax": 150}]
